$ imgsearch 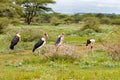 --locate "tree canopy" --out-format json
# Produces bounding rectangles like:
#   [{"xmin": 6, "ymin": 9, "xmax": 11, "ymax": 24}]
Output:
[
  {"xmin": 0, "ymin": 0, "xmax": 55, "ymax": 25},
  {"xmin": 16, "ymin": 0, "xmax": 55, "ymax": 25},
  {"xmin": 0, "ymin": 0, "xmax": 23, "ymax": 18}
]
